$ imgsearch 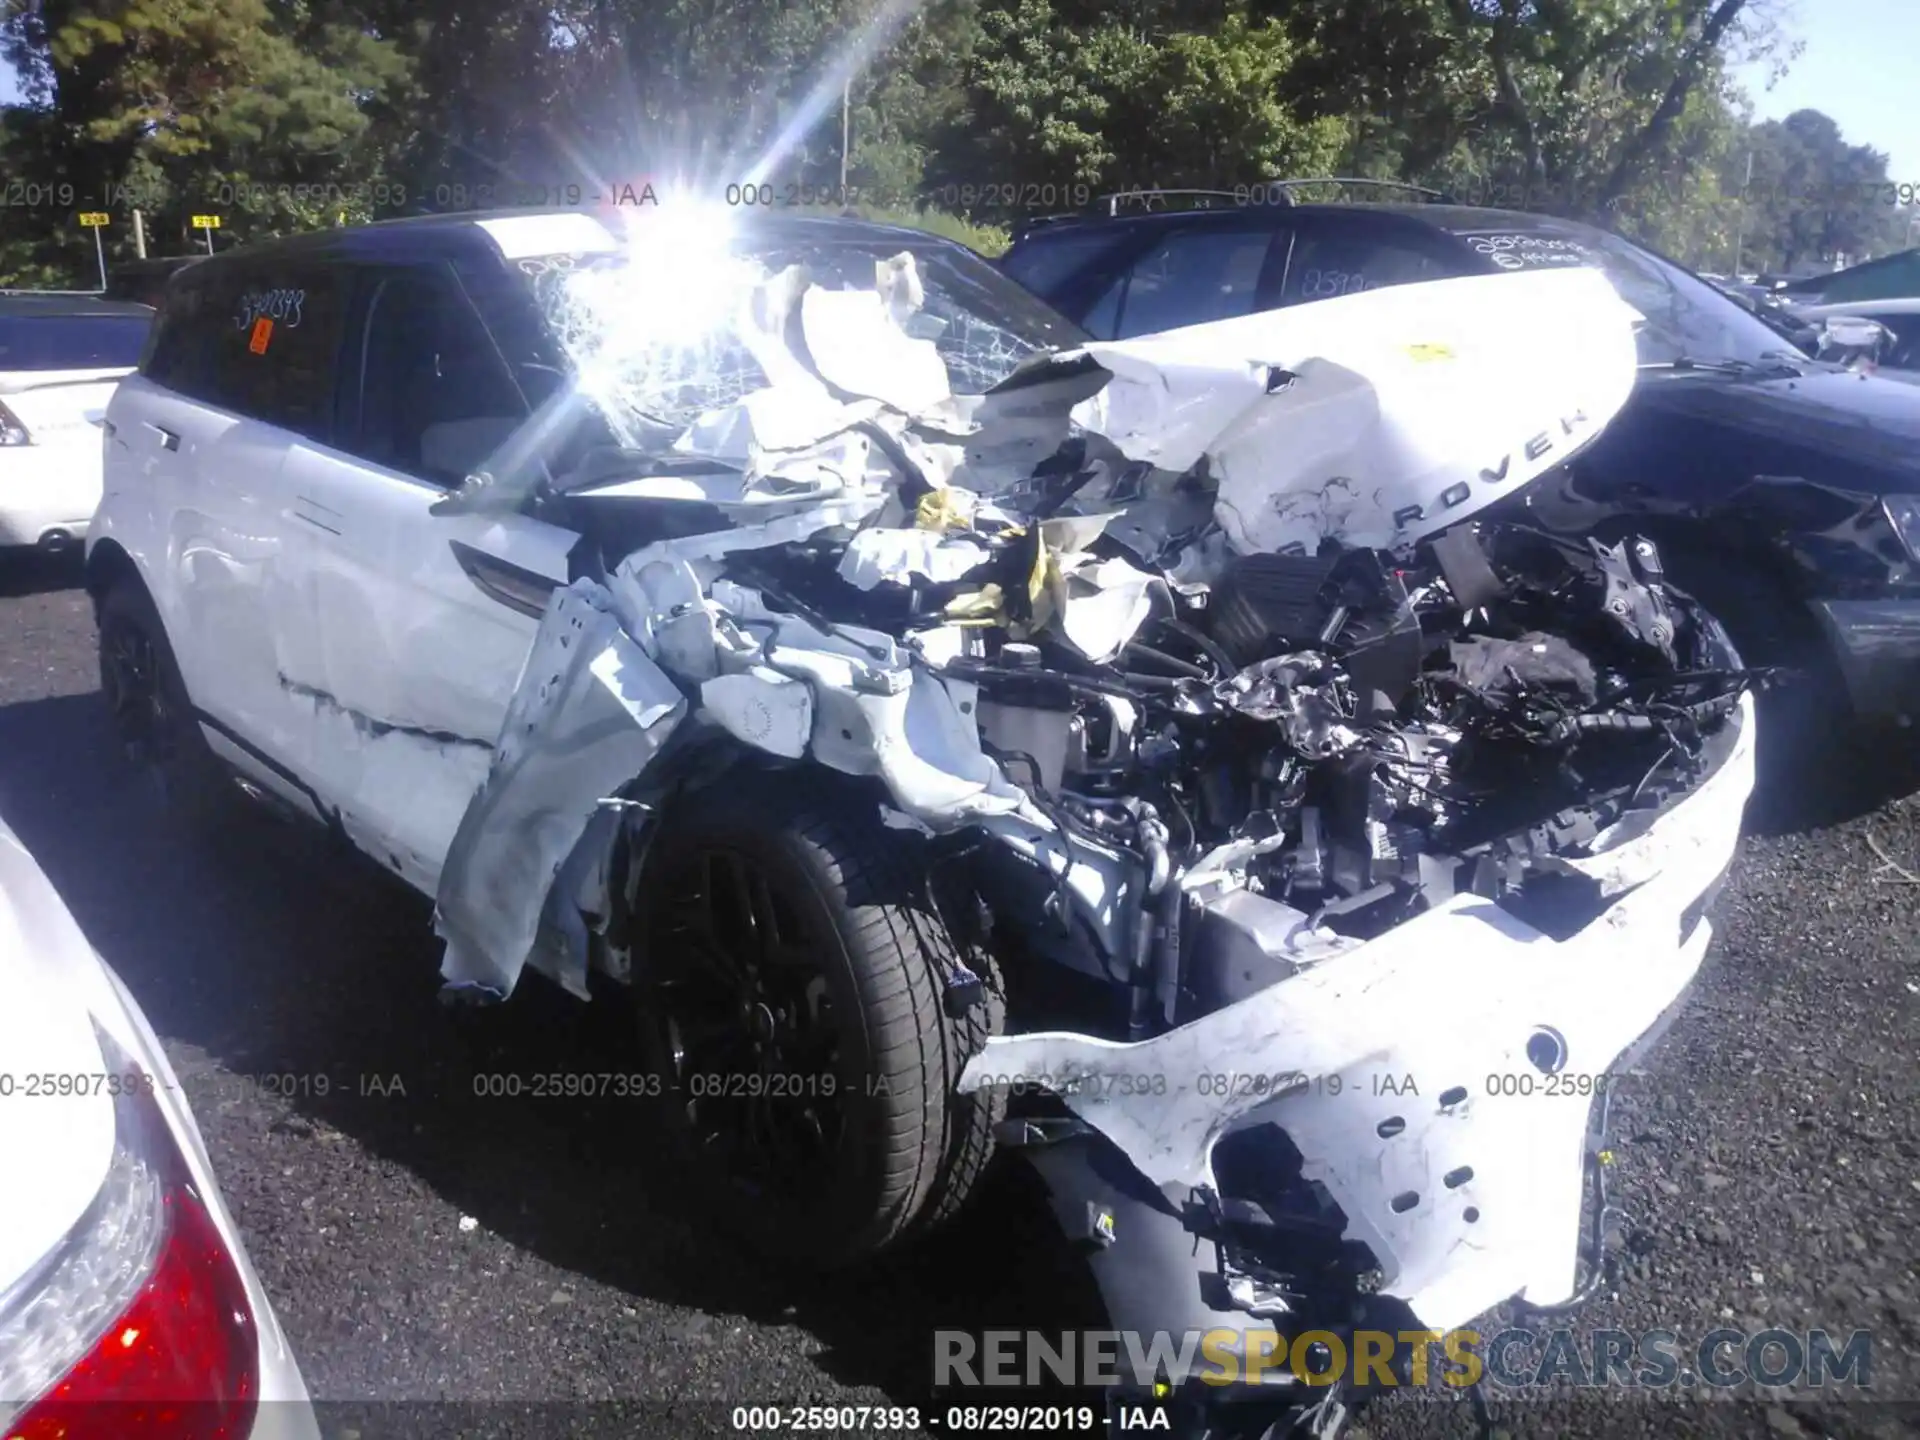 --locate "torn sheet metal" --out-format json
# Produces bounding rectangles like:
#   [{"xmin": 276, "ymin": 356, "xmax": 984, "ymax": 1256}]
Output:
[
  {"xmin": 1046, "ymin": 554, "xmax": 1158, "ymax": 664},
  {"xmin": 434, "ymin": 580, "xmax": 686, "ymax": 999},
  {"xmin": 701, "ymin": 666, "xmax": 812, "ymax": 758},
  {"xmin": 836, "ymin": 527, "xmax": 991, "ymax": 590},
  {"xmin": 1214, "ymin": 652, "xmax": 1364, "ymax": 758},
  {"xmin": 955, "ymin": 694, "xmax": 1753, "ymax": 1332},
  {"xmin": 1064, "ymin": 267, "xmax": 1642, "ymax": 553},
  {"xmin": 673, "ymin": 387, "xmax": 887, "ymax": 474},
  {"xmin": 800, "ymin": 282, "xmax": 950, "ymax": 416}
]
